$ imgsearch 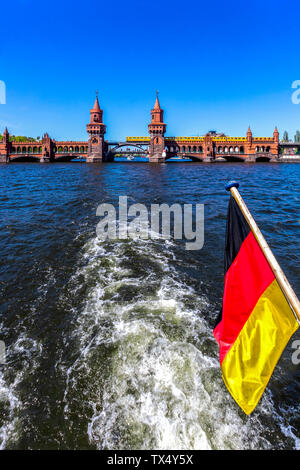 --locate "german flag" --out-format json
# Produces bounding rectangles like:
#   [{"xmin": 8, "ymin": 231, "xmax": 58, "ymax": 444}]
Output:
[{"xmin": 214, "ymin": 194, "xmax": 299, "ymax": 414}]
